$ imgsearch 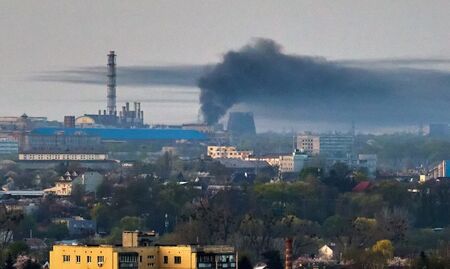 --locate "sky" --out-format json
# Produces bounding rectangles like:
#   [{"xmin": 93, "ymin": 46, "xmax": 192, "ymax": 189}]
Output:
[{"xmin": 1, "ymin": 1, "xmax": 450, "ymax": 131}]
